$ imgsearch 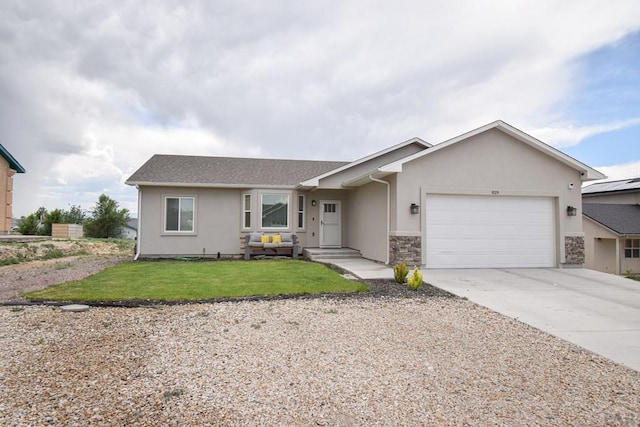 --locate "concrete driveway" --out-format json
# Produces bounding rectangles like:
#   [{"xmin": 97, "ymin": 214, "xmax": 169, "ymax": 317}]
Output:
[{"xmin": 427, "ymin": 268, "xmax": 640, "ymax": 372}]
